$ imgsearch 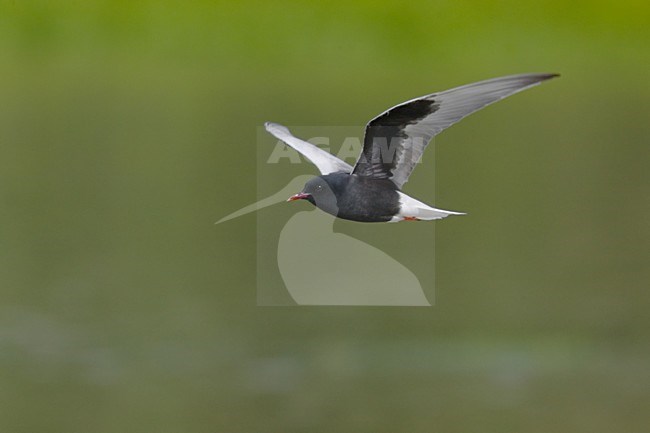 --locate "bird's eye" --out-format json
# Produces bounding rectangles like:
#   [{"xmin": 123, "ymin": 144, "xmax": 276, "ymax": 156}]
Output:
[{"xmin": 316, "ymin": 185, "xmax": 322, "ymax": 191}]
